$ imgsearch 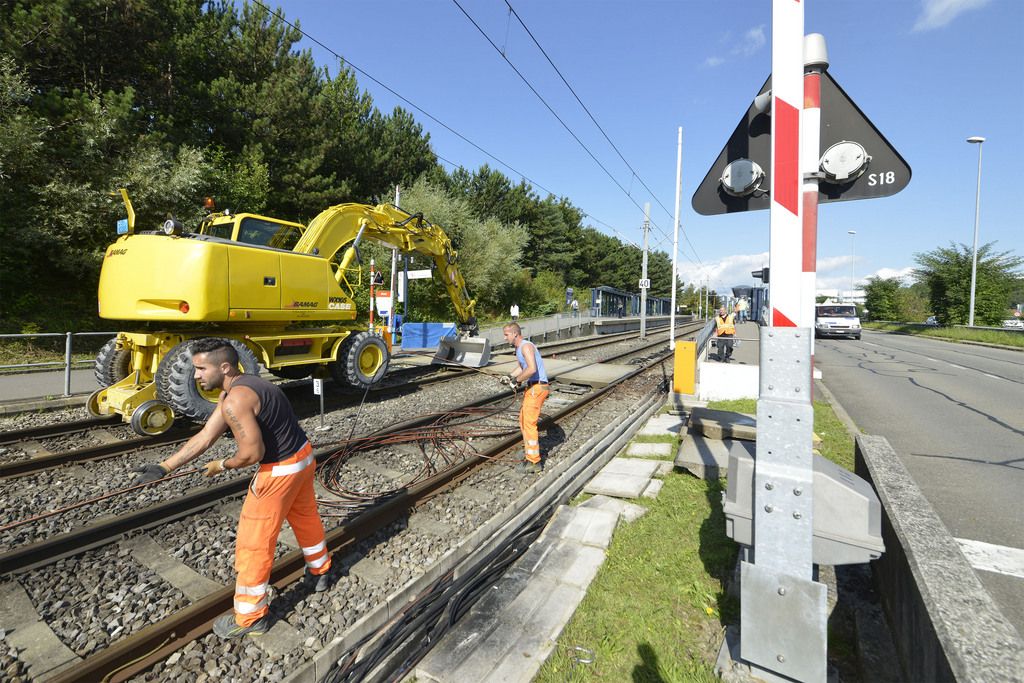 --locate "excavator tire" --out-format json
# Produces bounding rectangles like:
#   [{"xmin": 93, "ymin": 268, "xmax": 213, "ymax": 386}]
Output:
[
  {"xmin": 328, "ymin": 333, "xmax": 359, "ymax": 387},
  {"xmin": 94, "ymin": 337, "xmax": 131, "ymax": 387},
  {"xmin": 330, "ymin": 332, "xmax": 388, "ymax": 389},
  {"xmin": 156, "ymin": 338, "xmax": 260, "ymax": 421}
]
